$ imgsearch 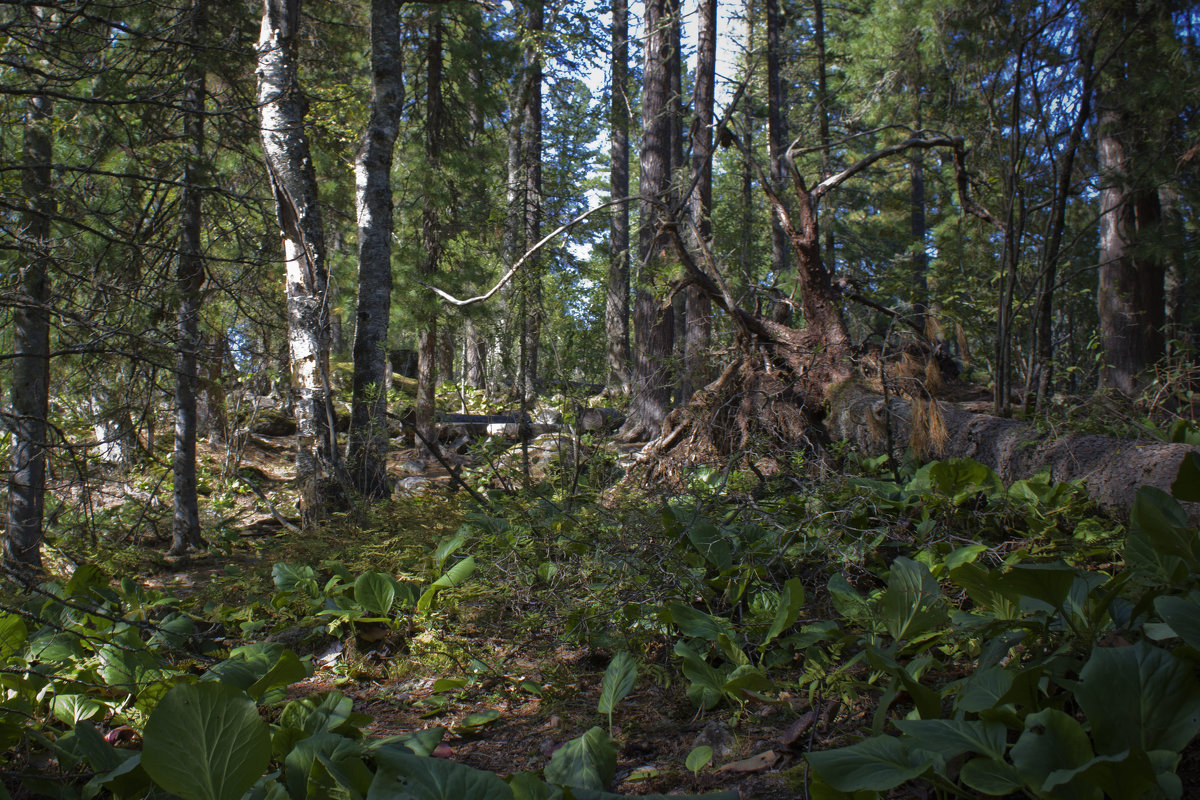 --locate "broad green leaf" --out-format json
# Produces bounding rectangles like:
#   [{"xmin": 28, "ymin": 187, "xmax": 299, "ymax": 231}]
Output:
[
  {"xmin": 763, "ymin": 578, "xmax": 806, "ymax": 648},
  {"xmin": 1170, "ymin": 452, "xmax": 1200, "ymax": 502},
  {"xmin": 508, "ymin": 771, "xmax": 554, "ymax": 800},
  {"xmin": 1075, "ymin": 641, "xmax": 1200, "ymax": 755},
  {"xmin": 959, "ymin": 757, "xmax": 1021, "ymax": 795},
  {"xmin": 432, "ymin": 533, "xmax": 468, "ymax": 571},
  {"xmin": 1044, "ymin": 749, "xmax": 1158, "ymax": 800},
  {"xmin": 1009, "ymin": 709, "xmax": 1097, "ymax": 800},
  {"xmin": 99, "ymin": 641, "xmax": 162, "ymax": 694},
  {"xmin": 142, "ymin": 681, "xmax": 271, "ymax": 800},
  {"xmin": 942, "ymin": 545, "xmax": 988, "ymax": 571},
  {"xmin": 370, "ymin": 726, "xmax": 446, "ymax": 758},
  {"xmin": 283, "ymin": 732, "xmax": 363, "ymax": 800},
  {"xmin": 1155, "ymin": 595, "xmax": 1200, "ymax": 650},
  {"xmin": 273, "ymin": 563, "xmax": 317, "ymax": 593},
  {"xmin": 431, "ymin": 556, "xmax": 476, "ymax": 589},
  {"xmin": 0, "ymin": 614, "xmax": 27, "ymax": 660},
  {"xmin": 354, "ymin": 572, "xmax": 396, "ymax": 616},
  {"xmin": 280, "ymin": 692, "xmax": 367, "ymax": 737},
  {"xmin": 674, "ymin": 641, "xmax": 725, "ymax": 710},
  {"xmin": 207, "ymin": 643, "xmax": 307, "ymax": 702},
  {"xmin": 894, "ymin": 719, "xmax": 1006, "ymax": 762},
  {"xmin": 459, "ymin": 709, "xmax": 501, "ymax": 729},
  {"xmin": 721, "ymin": 664, "xmax": 773, "ymax": 697},
  {"xmin": 544, "ymin": 726, "xmax": 616, "ymax": 791},
  {"xmin": 878, "ymin": 557, "xmax": 945, "ymax": 642},
  {"xmin": 913, "ymin": 458, "xmax": 1002, "ymax": 502},
  {"xmin": 597, "ymin": 651, "xmax": 637, "ymax": 716},
  {"xmin": 65, "ymin": 564, "xmax": 109, "ymax": 600},
  {"xmin": 953, "ymin": 666, "xmax": 1013, "ymax": 713},
  {"xmin": 61, "ymin": 721, "xmax": 126, "ymax": 774},
  {"xmin": 1131, "ymin": 487, "xmax": 1196, "ymax": 565},
  {"xmin": 993, "ymin": 563, "xmax": 1077, "ymax": 608},
  {"xmin": 686, "ymin": 745, "xmax": 713, "ymax": 774},
  {"xmin": 686, "ymin": 520, "xmax": 733, "ymax": 571},
  {"xmin": 827, "ymin": 573, "xmax": 875, "ymax": 627},
  {"xmin": 806, "ymin": 736, "xmax": 933, "ymax": 792},
  {"xmin": 418, "ymin": 557, "xmax": 477, "ymax": 611},
  {"xmin": 667, "ymin": 602, "xmax": 735, "ymax": 643},
  {"xmin": 51, "ymin": 694, "xmax": 104, "ymax": 727},
  {"xmin": 431, "ymin": 677, "xmax": 468, "ymax": 693},
  {"xmin": 371, "ymin": 749, "xmax": 512, "ymax": 800},
  {"xmin": 807, "ymin": 770, "xmax": 882, "ymax": 799}
]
